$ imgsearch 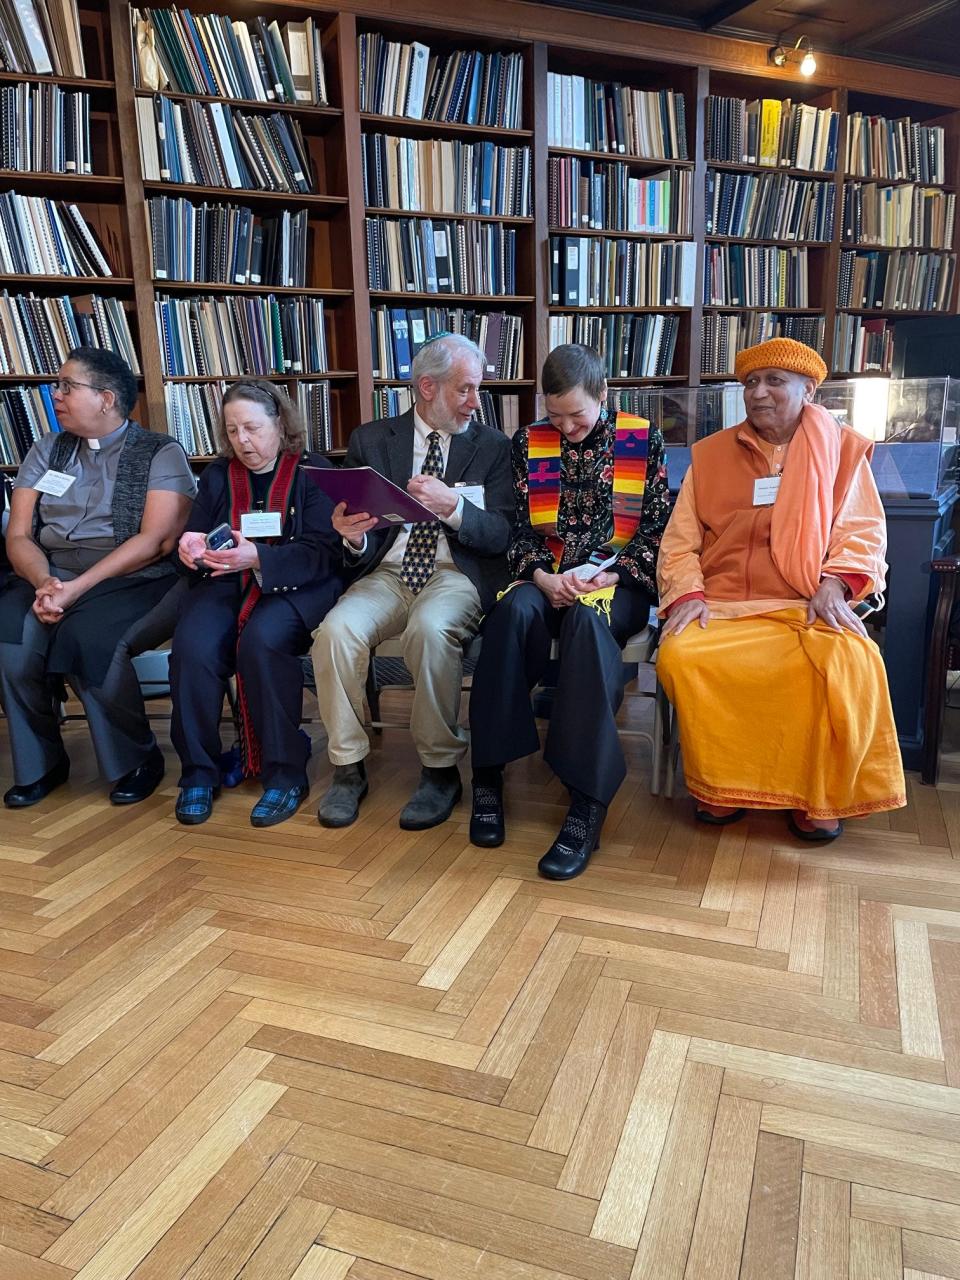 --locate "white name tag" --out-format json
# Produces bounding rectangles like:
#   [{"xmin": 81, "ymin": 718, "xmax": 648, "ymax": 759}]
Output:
[
  {"xmin": 240, "ymin": 511, "xmax": 282, "ymax": 538},
  {"xmin": 34, "ymin": 469, "xmax": 76, "ymax": 497},
  {"xmin": 455, "ymin": 483, "xmax": 485, "ymax": 510},
  {"xmin": 753, "ymin": 476, "xmax": 782, "ymax": 506}
]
